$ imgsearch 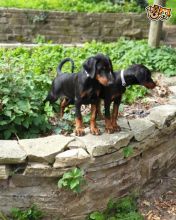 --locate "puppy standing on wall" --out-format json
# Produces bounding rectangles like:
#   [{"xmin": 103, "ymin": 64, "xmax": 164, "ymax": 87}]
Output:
[
  {"xmin": 100, "ymin": 64, "xmax": 156, "ymax": 133},
  {"xmin": 45, "ymin": 54, "xmax": 114, "ymax": 136}
]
